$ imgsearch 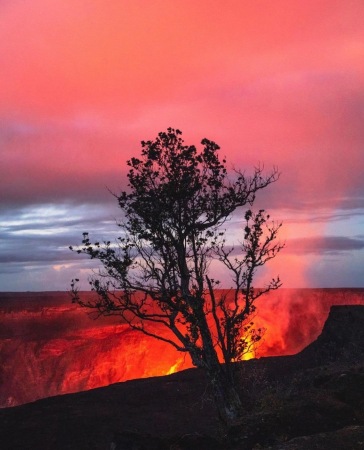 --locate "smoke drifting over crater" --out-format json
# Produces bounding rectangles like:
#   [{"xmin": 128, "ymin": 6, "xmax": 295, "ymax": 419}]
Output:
[{"xmin": 1, "ymin": 289, "xmax": 364, "ymax": 408}]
